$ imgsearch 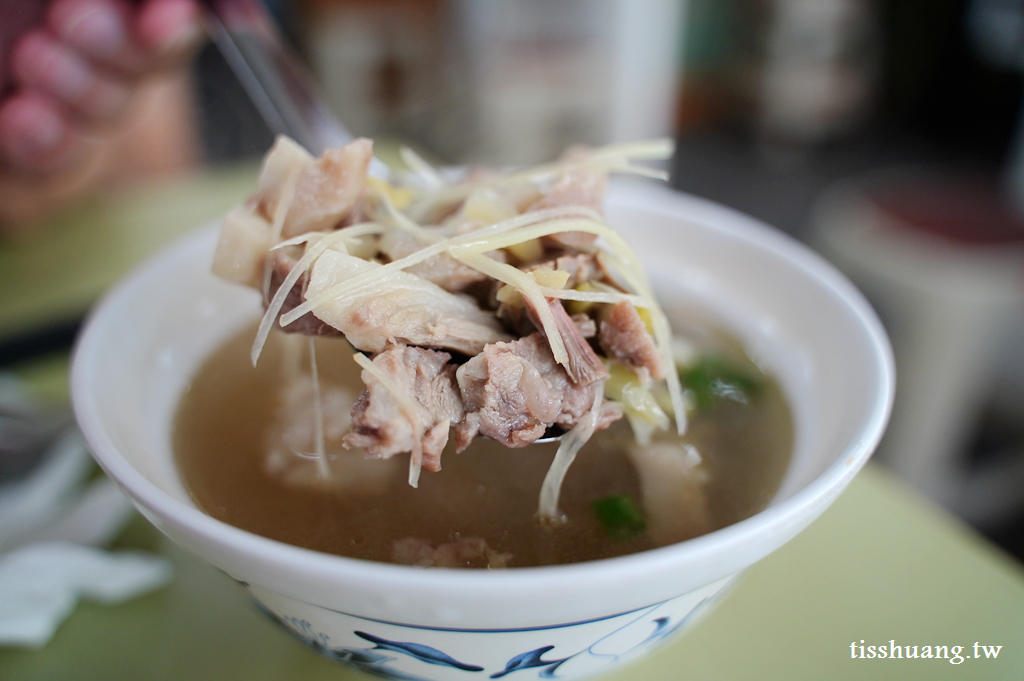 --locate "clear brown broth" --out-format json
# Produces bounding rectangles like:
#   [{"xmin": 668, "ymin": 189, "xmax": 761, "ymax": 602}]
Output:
[{"xmin": 173, "ymin": 322, "xmax": 792, "ymax": 567}]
